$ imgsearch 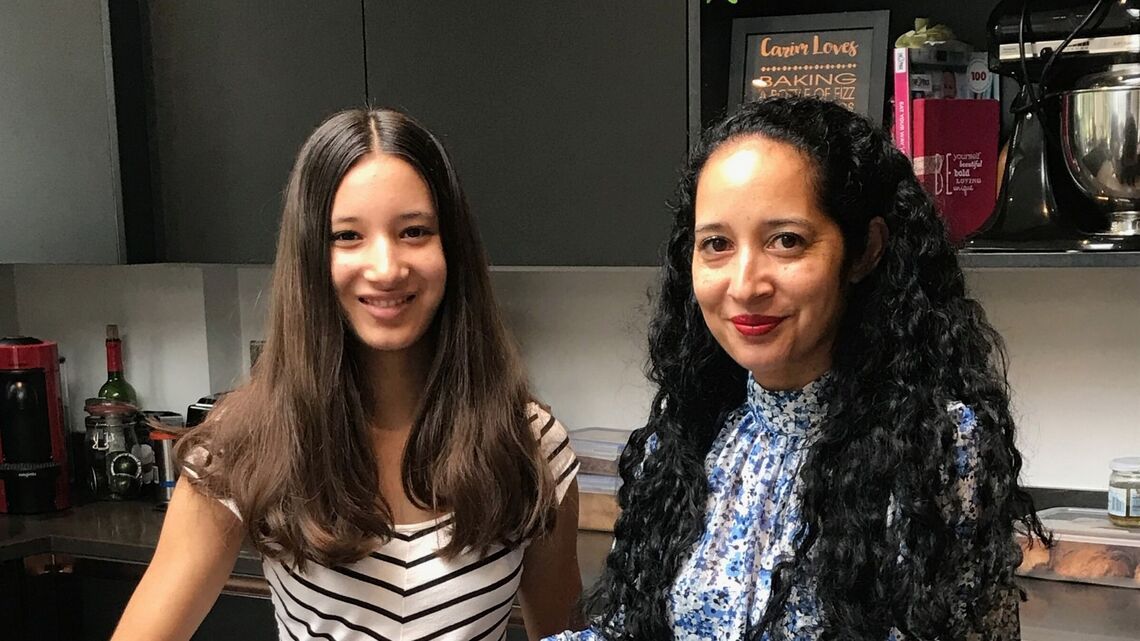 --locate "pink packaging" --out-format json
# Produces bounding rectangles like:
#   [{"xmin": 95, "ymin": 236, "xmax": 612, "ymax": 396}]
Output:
[{"xmin": 910, "ymin": 97, "xmax": 1000, "ymax": 244}]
